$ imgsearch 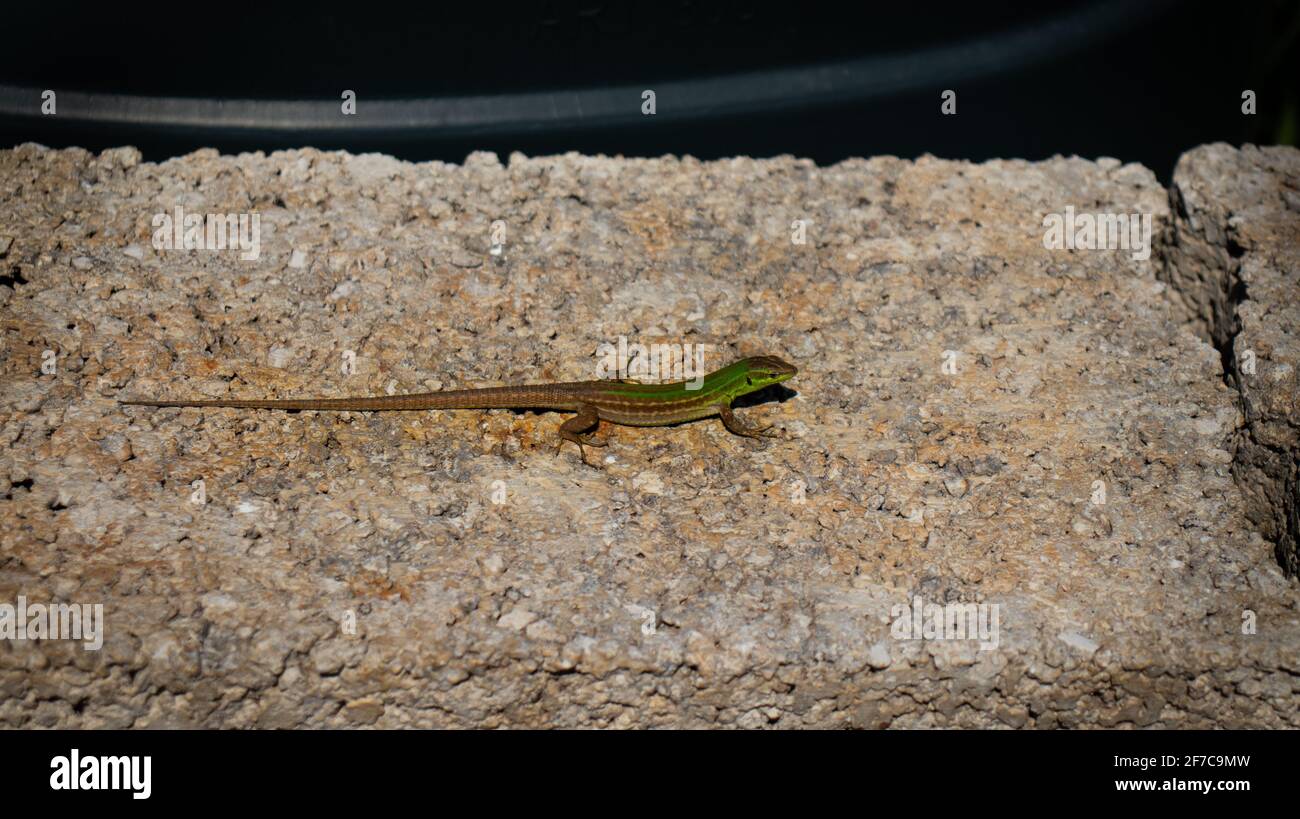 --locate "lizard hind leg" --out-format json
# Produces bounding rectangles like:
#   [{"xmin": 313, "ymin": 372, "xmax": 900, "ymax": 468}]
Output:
[{"xmin": 556, "ymin": 404, "xmax": 608, "ymax": 465}]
